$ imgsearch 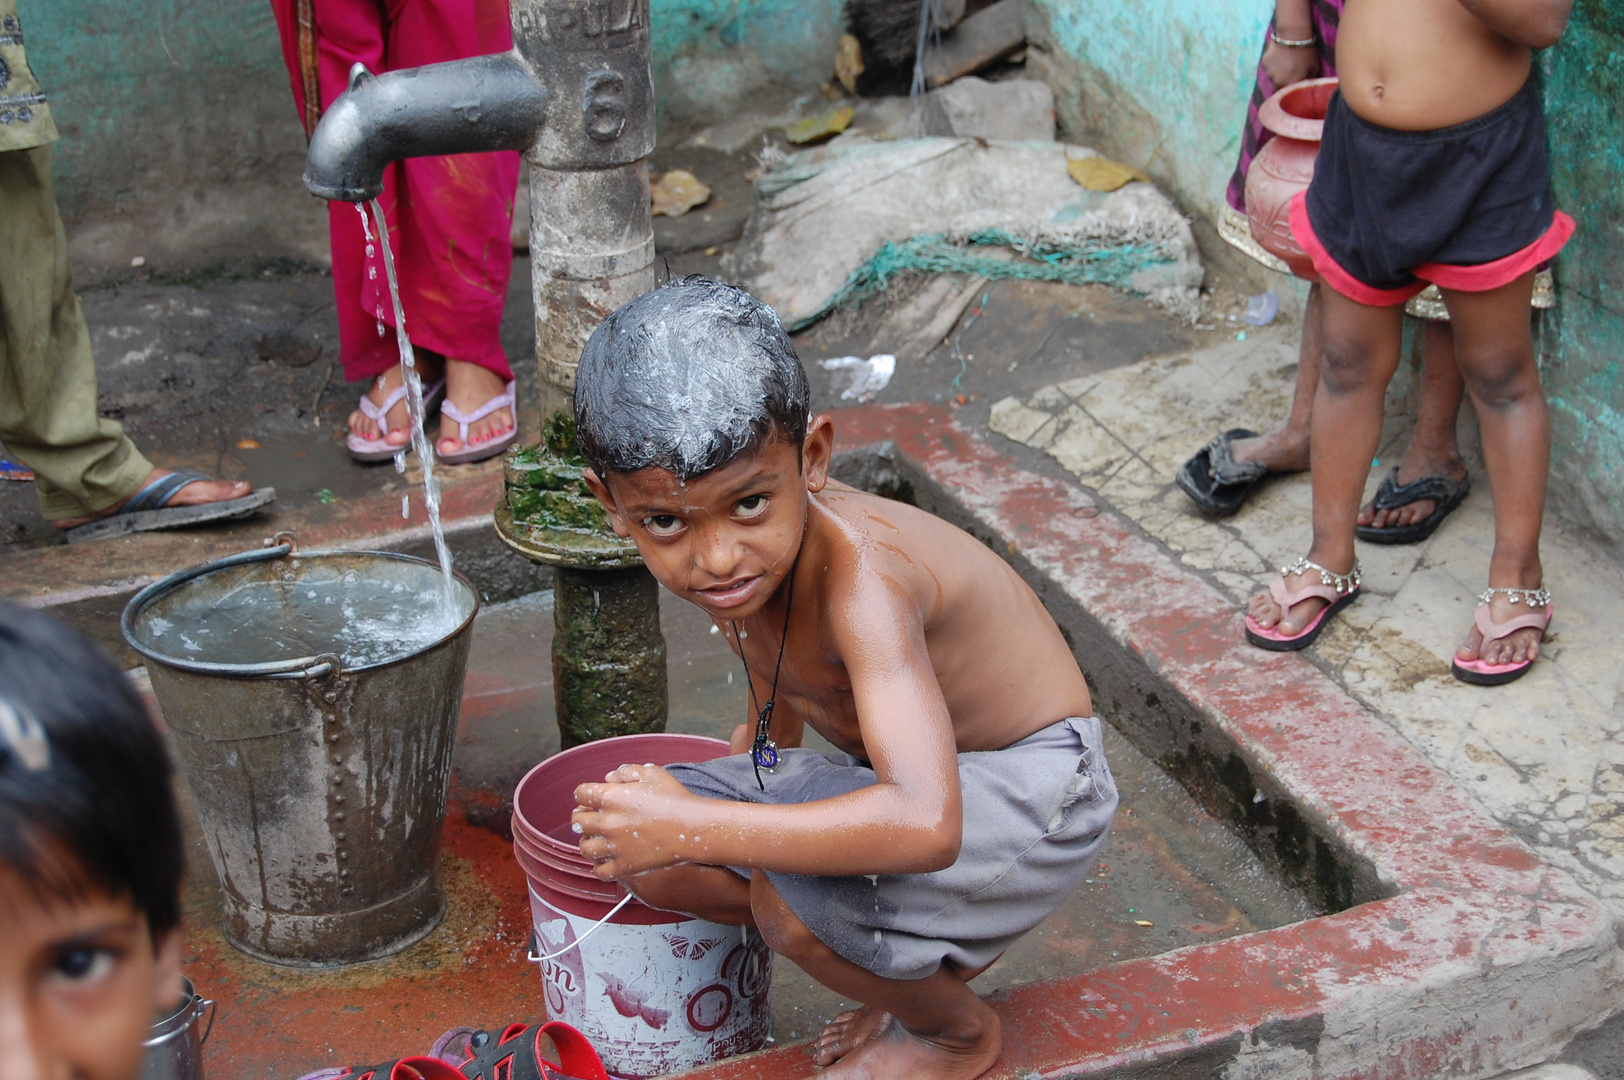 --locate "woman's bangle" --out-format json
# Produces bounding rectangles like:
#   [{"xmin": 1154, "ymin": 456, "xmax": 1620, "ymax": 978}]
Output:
[{"xmin": 1269, "ymin": 27, "xmax": 1317, "ymax": 48}]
